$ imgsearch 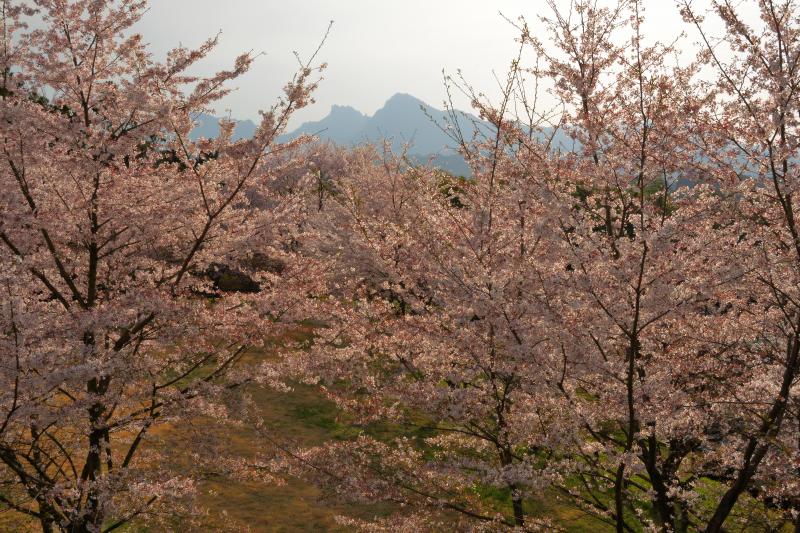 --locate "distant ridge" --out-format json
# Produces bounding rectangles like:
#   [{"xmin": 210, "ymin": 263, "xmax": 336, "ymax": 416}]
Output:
[
  {"xmin": 279, "ymin": 93, "xmax": 490, "ymax": 175},
  {"xmin": 190, "ymin": 94, "xmax": 491, "ymax": 175},
  {"xmin": 189, "ymin": 94, "xmax": 573, "ymax": 176}
]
